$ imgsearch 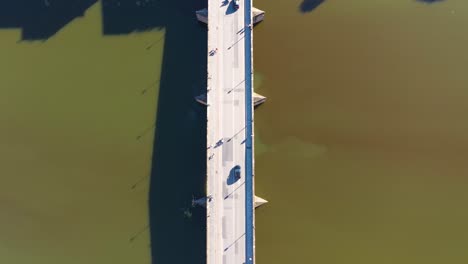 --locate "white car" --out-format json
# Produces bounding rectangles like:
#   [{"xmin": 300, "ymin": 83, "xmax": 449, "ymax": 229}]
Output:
[{"xmin": 234, "ymin": 0, "xmax": 240, "ymax": 10}]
